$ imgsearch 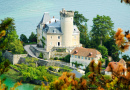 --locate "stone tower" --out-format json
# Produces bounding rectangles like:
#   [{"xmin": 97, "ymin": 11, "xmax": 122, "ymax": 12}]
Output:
[
  {"xmin": 37, "ymin": 12, "xmax": 51, "ymax": 47},
  {"xmin": 60, "ymin": 8, "xmax": 74, "ymax": 47}
]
